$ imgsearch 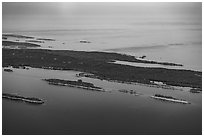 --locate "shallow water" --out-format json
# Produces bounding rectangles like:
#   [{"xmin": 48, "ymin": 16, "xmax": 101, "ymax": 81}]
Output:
[
  {"xmin": 108, "ymin": 44, "xmax": 202, "ymax": 71},
  {"xmin": 2, "ymin": 67, "xmax": 202, "ymax": 134},
  {"xmin": 4, "ymin": 21, "xmax": 202, "ymax": 72}
]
